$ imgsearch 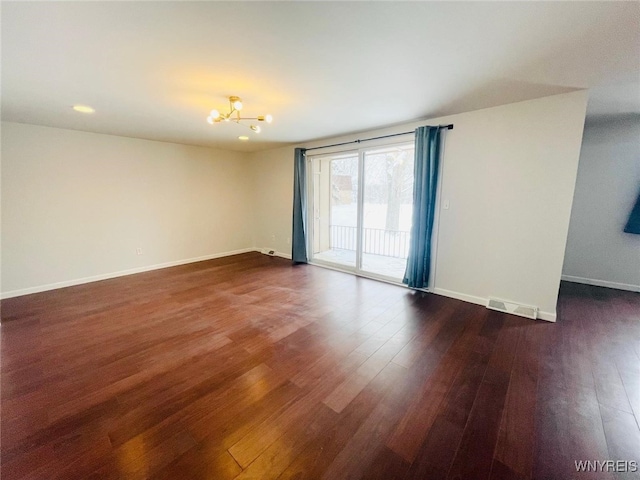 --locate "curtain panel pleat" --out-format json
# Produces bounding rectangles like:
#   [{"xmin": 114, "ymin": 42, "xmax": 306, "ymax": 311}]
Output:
[
  {"xmin": 403, "ymin": 126, "xmax": 442, "ymax": 288},
  {"xmin": 292, "ymin": 148, "xmax": 308, "ymax": 263}
]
